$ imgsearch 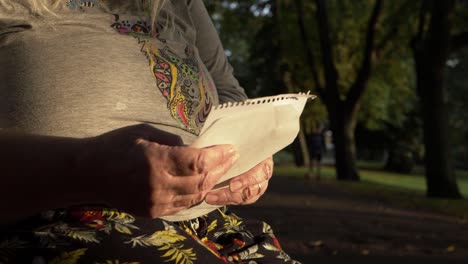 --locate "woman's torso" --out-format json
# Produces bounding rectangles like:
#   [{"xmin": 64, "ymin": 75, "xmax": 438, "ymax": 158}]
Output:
[{"xmin": 0, "ymin": 0, "xmax": 219, "ymax": 143}]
